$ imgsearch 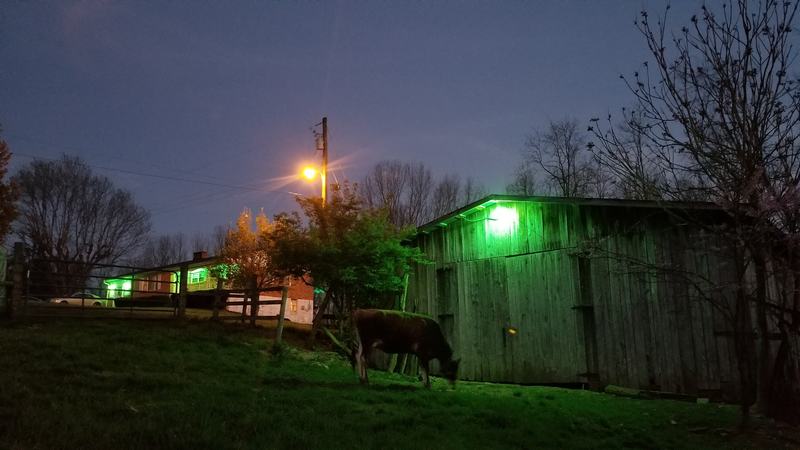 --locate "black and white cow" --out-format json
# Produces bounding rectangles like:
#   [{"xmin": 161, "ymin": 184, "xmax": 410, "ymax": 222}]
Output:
[{"xmin": 352, "ymin": 309, "xmax": 460, "ymax": 388}]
